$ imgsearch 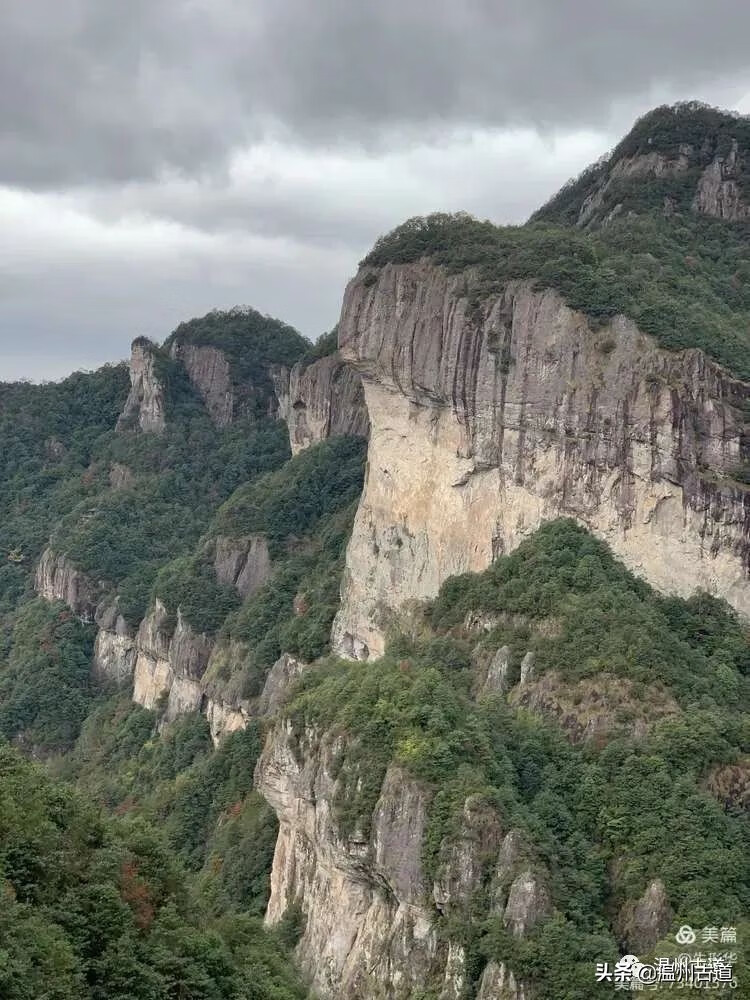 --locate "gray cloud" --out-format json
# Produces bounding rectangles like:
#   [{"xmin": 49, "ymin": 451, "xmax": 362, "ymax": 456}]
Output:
[
  {"xmin": 2, "ymin": 0, "xmax": 750, "ymax": 188},
  {"xmin": 2, "ymin": 0, "xmax": 750, "ymax": 381}
]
